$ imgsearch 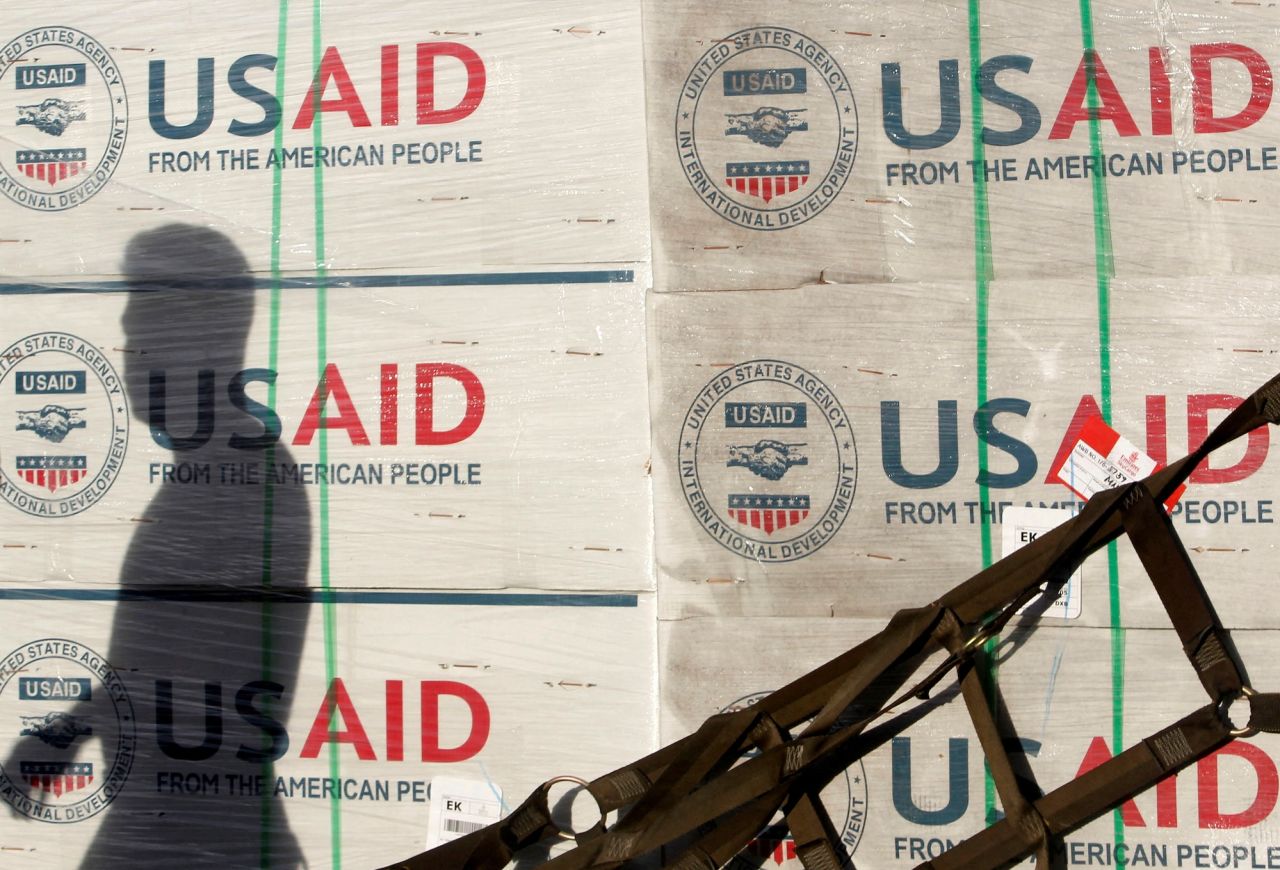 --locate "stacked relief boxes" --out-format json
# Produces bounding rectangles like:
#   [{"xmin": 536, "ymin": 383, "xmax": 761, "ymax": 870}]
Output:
[
  {"xmin": 0, "ymin": 3, "xmax": 653, "ymax": 867},
  {"xmin": 4, "ymin": 1, "xmax": 1280, "ymax": 868},
  {"xmin": 646, "ymin": 1, "xmax": 1280, "ymax": 867}
]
